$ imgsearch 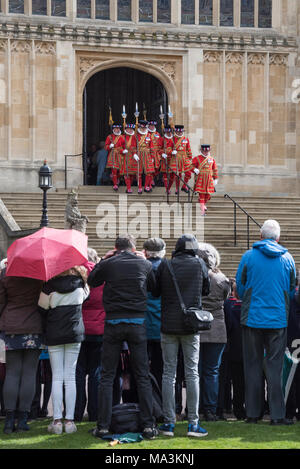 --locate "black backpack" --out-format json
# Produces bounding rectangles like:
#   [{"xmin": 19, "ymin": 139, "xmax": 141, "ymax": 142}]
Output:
[{"xmin": 110, "ymin": 403, "xmax": 141, "ymax": 434}]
